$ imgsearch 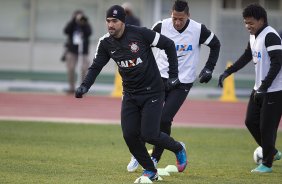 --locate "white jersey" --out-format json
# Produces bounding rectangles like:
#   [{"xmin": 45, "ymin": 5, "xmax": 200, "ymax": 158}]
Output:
[
  {"xmin": 153, "ymin": 18, "xmax": 214, "ymax": 83},
  {"xmin": 250, "ymin": 26, "xmax": 282, "ymax": 92}
]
